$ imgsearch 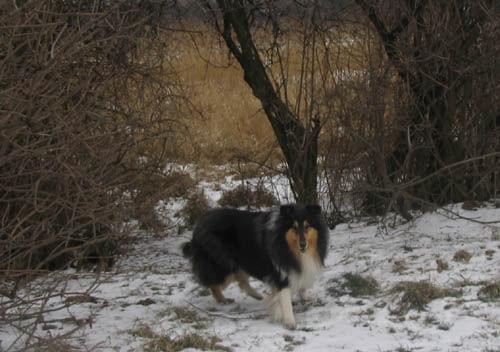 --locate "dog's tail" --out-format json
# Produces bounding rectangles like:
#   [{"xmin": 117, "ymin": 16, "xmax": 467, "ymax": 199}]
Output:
[{"xmin": 181, "ymin": 241, "xmax": 194, "ymax": 258}]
